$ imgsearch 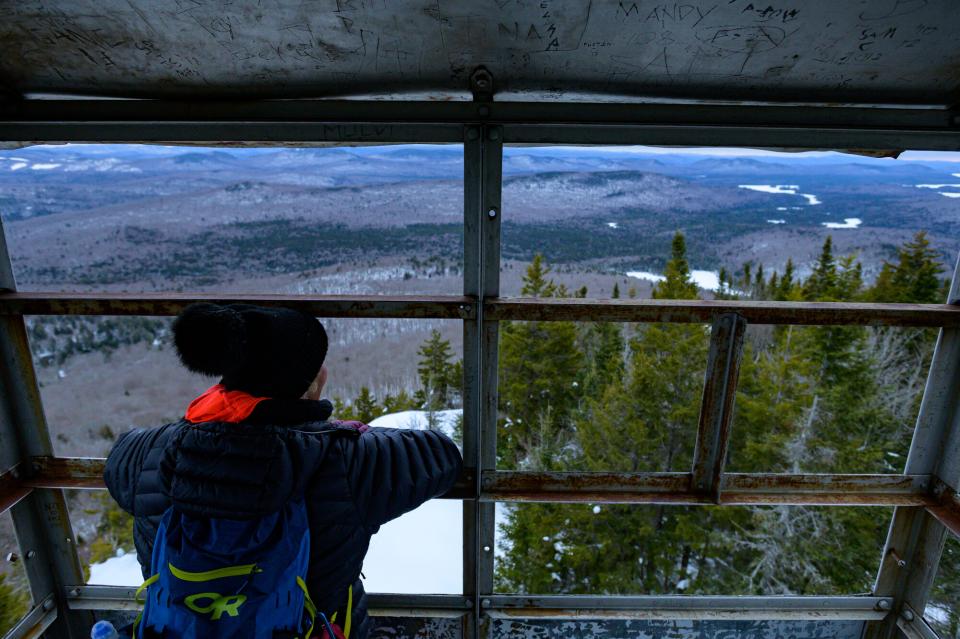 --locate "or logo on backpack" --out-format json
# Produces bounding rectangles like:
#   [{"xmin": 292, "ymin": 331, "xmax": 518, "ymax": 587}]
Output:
[{"xmin": 135, "ymin": 498, "xmax": 323, "ymax": 638}]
